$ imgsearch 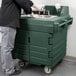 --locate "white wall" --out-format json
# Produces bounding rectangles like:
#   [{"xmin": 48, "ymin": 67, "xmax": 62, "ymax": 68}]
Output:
[
  {"xmin": 0, "ymin": 0, "xmax": 2, "ymax": 43},
  {"xmin": 0, "ymin": 0, "xmax": 2, "ymax": 7},
  {"xmin": 59, "ymin": 0, "xmax": 76, "ymax": 57},
  {"xmin": 0, "ymin": 0, "xmax": 76, "ymax": 57},
  {"xmin": 31, "ymin": 0, "xmax": 61, "ymax": 6}
]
